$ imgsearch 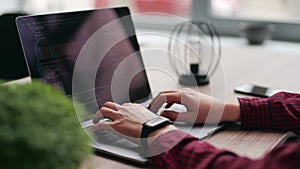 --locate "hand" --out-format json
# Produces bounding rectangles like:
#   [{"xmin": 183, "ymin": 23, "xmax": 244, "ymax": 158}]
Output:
[
  {"xmin": 91, "ymin": 102, "xmax": 176, "ymax": 145},
  {"xmin": 149, "ymin": 89, "xmax": 241, "ymax": 124}
]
